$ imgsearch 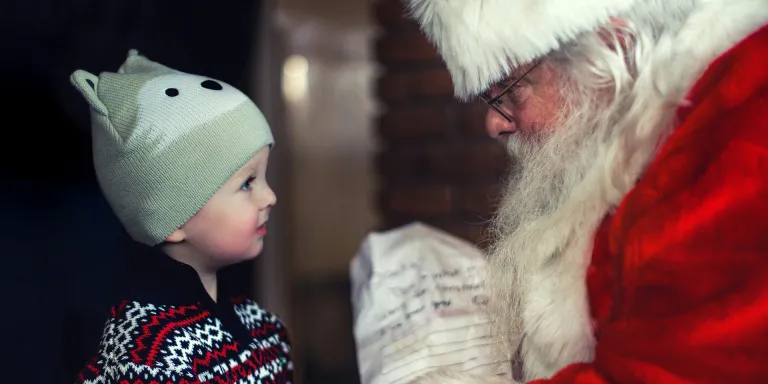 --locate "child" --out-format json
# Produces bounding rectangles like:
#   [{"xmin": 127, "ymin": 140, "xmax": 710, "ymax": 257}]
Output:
[{"xmin": 70, "ymin": 49, "xmax": 293, "ymax": 384}]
